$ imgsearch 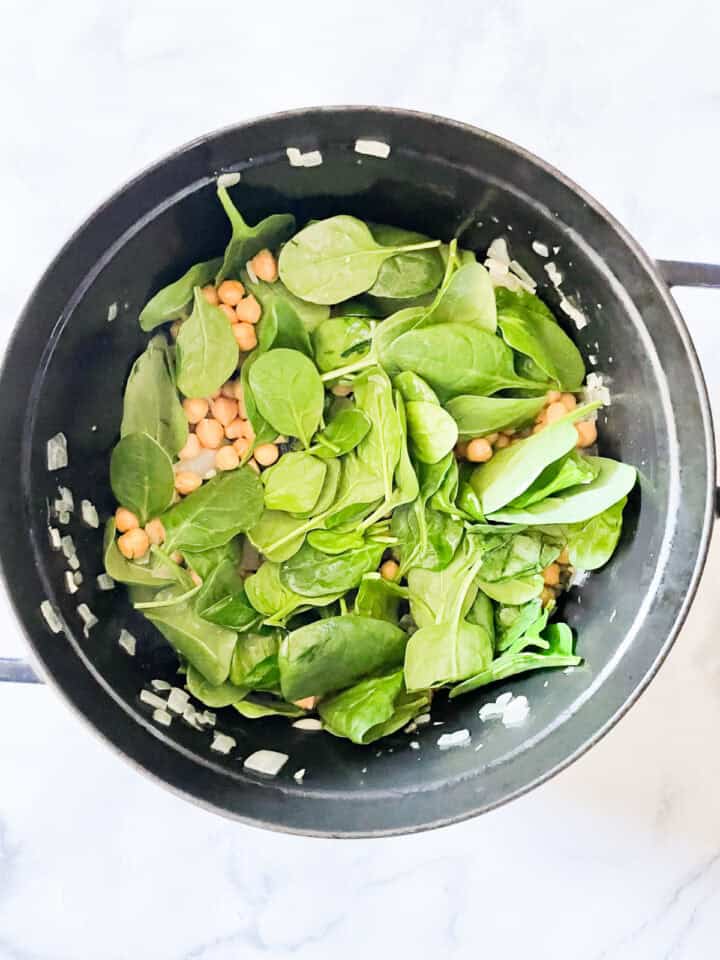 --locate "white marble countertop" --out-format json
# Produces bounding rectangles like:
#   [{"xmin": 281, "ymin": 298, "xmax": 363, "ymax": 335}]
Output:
[{"xmin": 2, "ymin": 1, "xmax": 720, "ymax": 957}]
